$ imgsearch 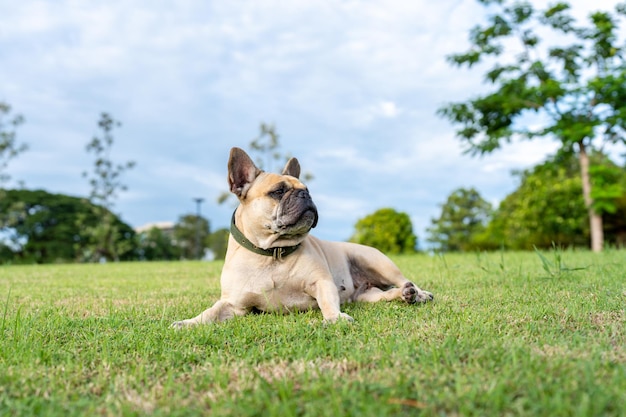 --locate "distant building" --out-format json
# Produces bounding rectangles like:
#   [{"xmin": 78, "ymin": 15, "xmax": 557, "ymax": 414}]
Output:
[{"xmin": 134, "ymin": 221, "xmax": 175, "ymax": 238}]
